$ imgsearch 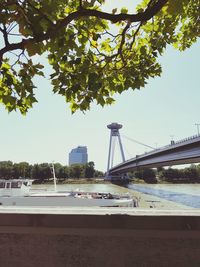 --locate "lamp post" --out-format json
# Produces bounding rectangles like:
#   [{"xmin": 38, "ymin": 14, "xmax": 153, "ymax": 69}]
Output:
[
  {"xmin": 195, "ymin": 123, "xmax": 200, "ymax": 136},
  {"xmin": 170, "ymin": 135, "xmax": 174, "ymax": 145}
]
